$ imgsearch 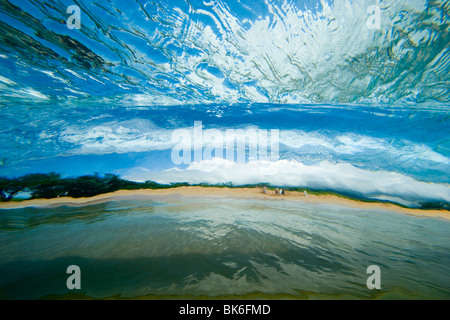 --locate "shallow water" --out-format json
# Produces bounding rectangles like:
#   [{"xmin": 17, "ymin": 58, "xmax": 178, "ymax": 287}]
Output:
[
  {"xmin": 0, "ymin": 1, "xmax": 449, "ymax": 207},
  {"xmin": 0, "ymin": 196, "xmax": 448, "ymax": 299},
  {"xmin": 0, "ymin": 0, "xmax": 449, "ymax": 300}
]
